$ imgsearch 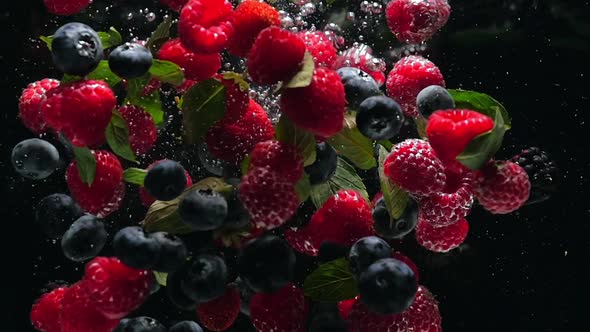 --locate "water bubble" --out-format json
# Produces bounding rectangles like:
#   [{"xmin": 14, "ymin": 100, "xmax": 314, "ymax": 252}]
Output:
[
  {"xmin": 146, "ymin": 12, "xmax": 156, "ymax": 22},
  {"xmin": 301, "ymin": 3, "xmax": 316, "ymax": 16}
]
